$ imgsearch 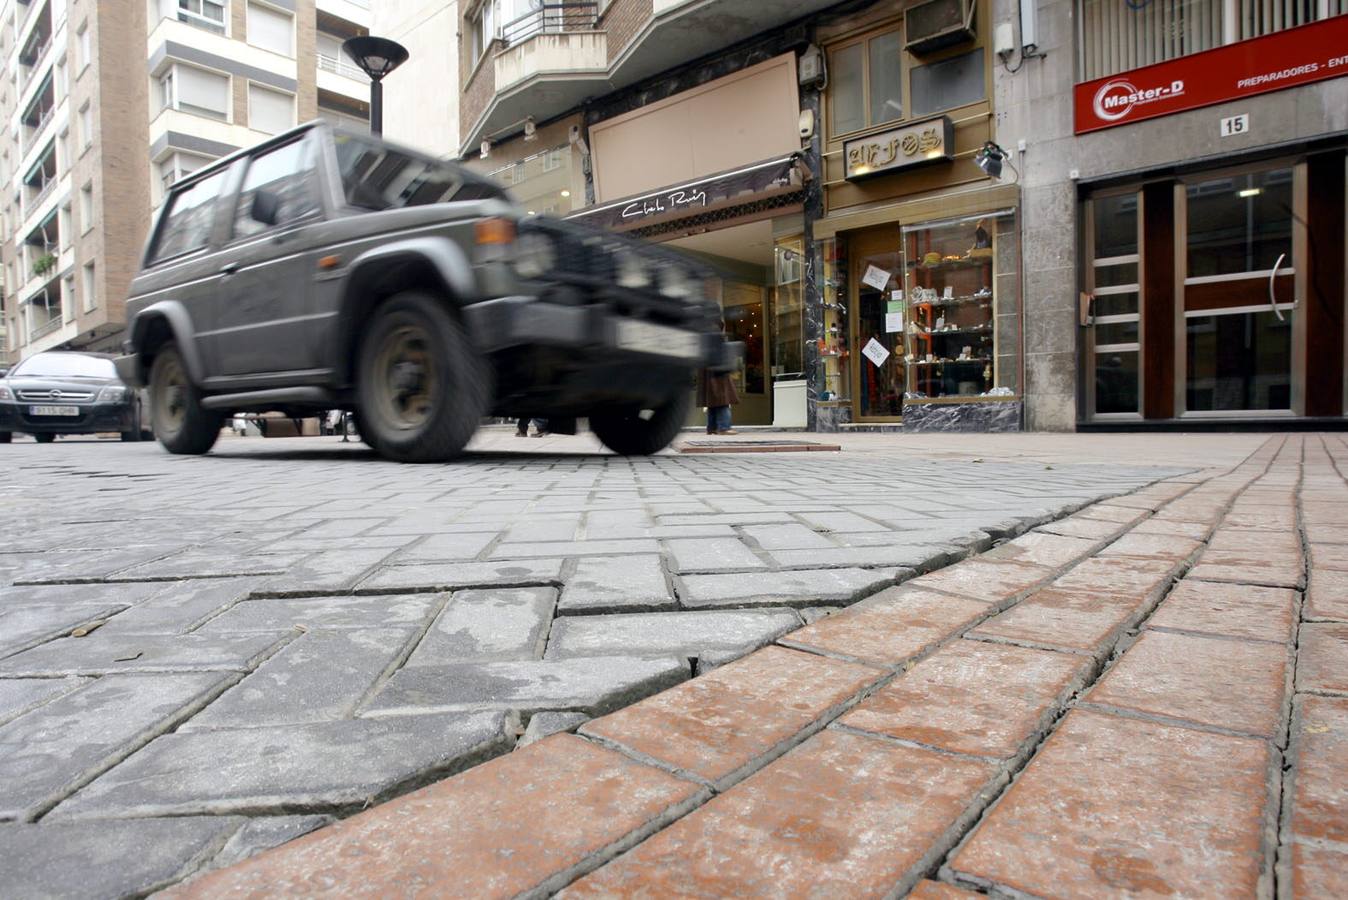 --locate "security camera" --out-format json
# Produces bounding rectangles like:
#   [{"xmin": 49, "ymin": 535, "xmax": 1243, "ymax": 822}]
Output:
[{"xmin": 798, "ymin": 109, "xmax": 815, "ymax": 140}]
